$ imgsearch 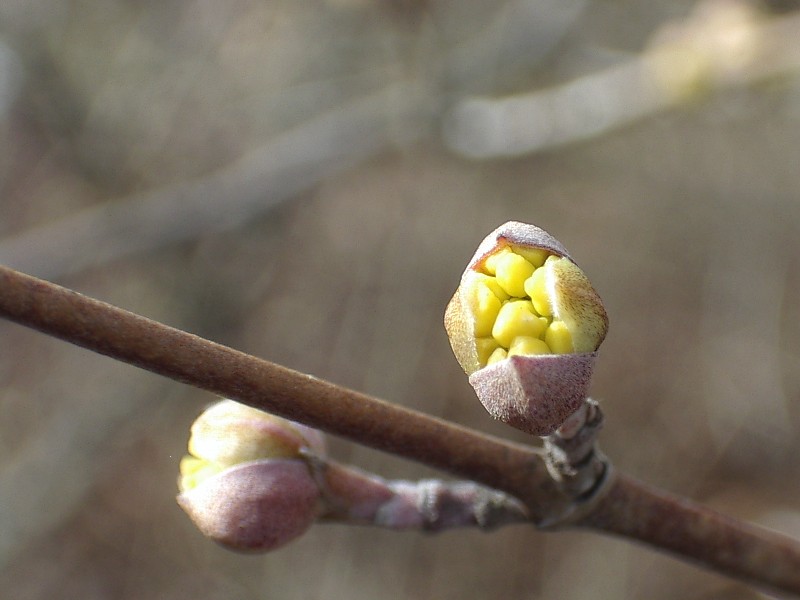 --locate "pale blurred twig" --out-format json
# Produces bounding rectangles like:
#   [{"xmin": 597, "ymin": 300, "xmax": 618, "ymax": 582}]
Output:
[
  {"xmin": 0, "ymin": 84, "xmax": 431, "ymax": 280},
  {"xmin": 0, "ymin": 0, "xmax": 590, "ymax": 281},
  {"xmin": 444, "ymin": 1, "xmax": 800, "ymax": 158}
]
